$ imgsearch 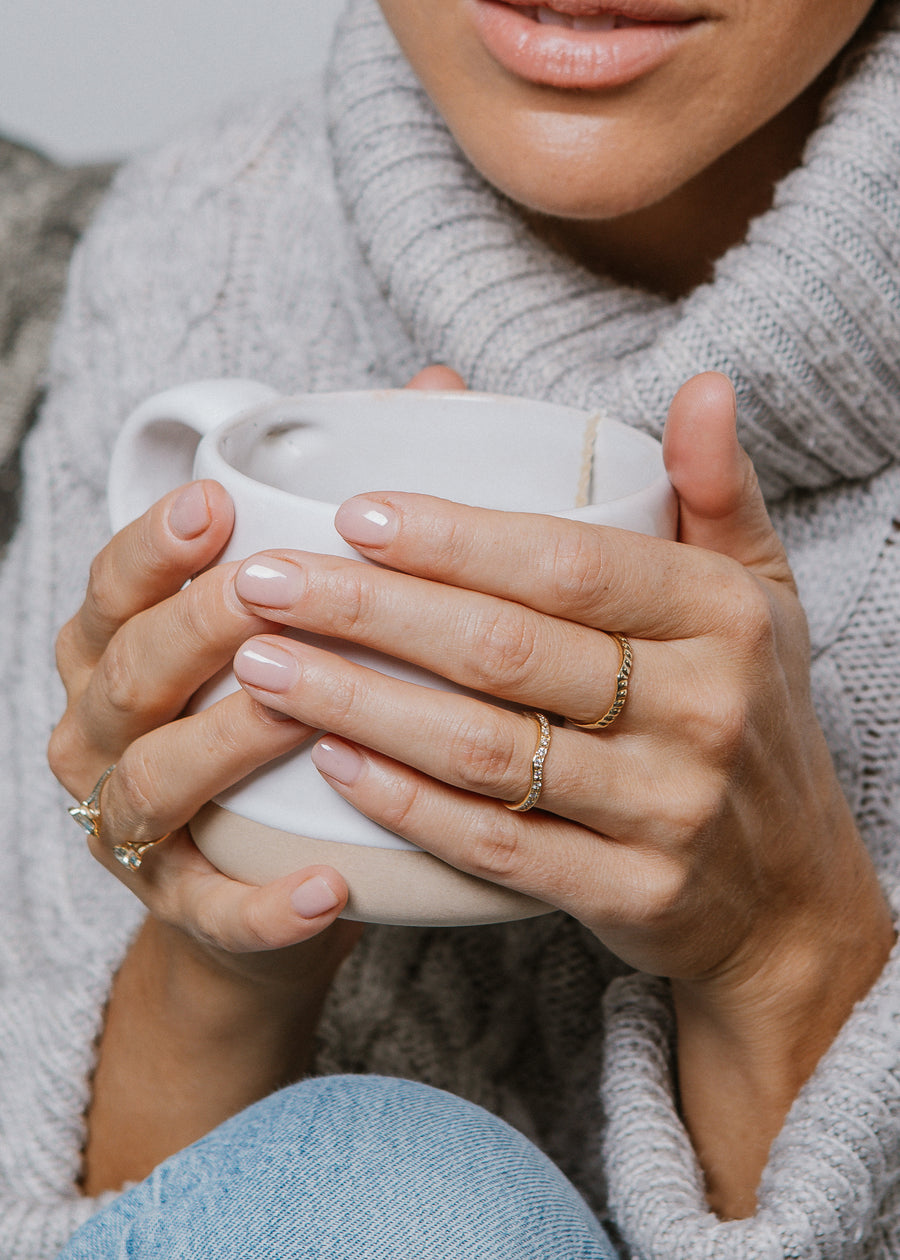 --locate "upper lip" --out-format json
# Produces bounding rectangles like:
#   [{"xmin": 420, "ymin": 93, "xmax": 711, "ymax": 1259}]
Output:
[{"xmin": 497, "ymin": 0, "xmax": 699, "ymax": 19}]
